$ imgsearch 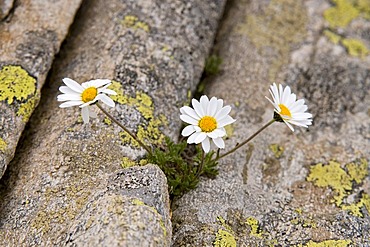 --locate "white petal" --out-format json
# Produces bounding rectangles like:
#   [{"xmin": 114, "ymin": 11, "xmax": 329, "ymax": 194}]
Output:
[
  {"xmin": 271, "ymin": 83, "xmax": 280, "ymax": 105},
  {"xmin": 187, "ymin": 132, "xmax": 199, "ymax": 144},
  {"xmin": 59, "ymin": 86, "xmax": 78, "ymax": 94},
  {"xmin": 199, "ymin": 95, "xmax": 209, "ymax": 114},
  {"xmin": 282, "ymin": 85, "xmax": 291, "ymax": 104},
  {"xmin": 101, "ymin": 88, "xmax": 117, "ymax": 95},
  {"xmin": 201, "ymin": 137, "xmax": 211, "ymax": 153},
  {"xmin": 218, "ymin": 116, "xmax": 236, "ymax": 127},
  {"xmin": 80, "ymin": 101, "xmax": 95, "ymax": 108},
  {"xmin": 180, "ymin": 114, "xmax": 198, "ymax": 125},
  {"xmin": 215, "ymin": 105, "xmax": 231, "ymax": 120},
  {"xmin": 194, "ymin": 132, "xmax": 207, "ymax": 144},
  {"xmin": 81, "ymin": 106, "xmax": 90, "ymax": 123},
  {"xmin": 212, "ymin": 137, "xmax": 225, "ymax": 149},
  {"xmin": 292, "ymin": 112, "xmax": 312, "ymax": 120},
  {"xmin": 207, "ymin": 97, "xmax": 218, "ymax": 116},
  {"xmin": 182, "ymin": 125, "xmax": 195, "ymax": 137},
  {"xmin": 278, "ymin": 84, "xmax": 284, "ymax": 103},
  {"xmin": 284, "ymin": 120, "xmax": 294, "ymax": 132},
  {"xmin": 286, "ymin": 93, "xmax": 297, "ymax": 108},
  {"xmin": 207, "ymin": 129, "xmax": 226, "ymax": 138},
  {"xmin": 265, "ymin": 96, "xmax": 280, "ymax": 111},
  {"xmin": 216, "ymin": 99, "xmax": 224, "ymax": 113},
  {"xmin": 288, "ymin": 120, "xmax": 308, "ymax": 128},
  {"xmin": 192, "ymin": 99, "xmax": 204, "ymax": 117},
  {"xmin": 59, "ymin": 101, "xmax": 83, "ymax": 108},
  {"xmin": 181, "ymin": 106, "xmax": 200, "ymax": 120},
  {"xmin": 194, "ymin": 126, "xmax": 201, "ymax": 132},
  {"xmin": 63, "ymin": 78, "xmax": 84, "ymax": 93},
  {"xmin": 89, "ymin": 108, "xmax": 98, "ymax": 118},
  {"xmin": 96, "ymin": 94, "xmax": 115, "ymax": 107},
  {"xmin": 83, "ymin": 79, "xmax": 111, "ymax": 88},
  {"xmin": 57, "ymin": 94, "xmax": 82, "ymax": 101}
]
